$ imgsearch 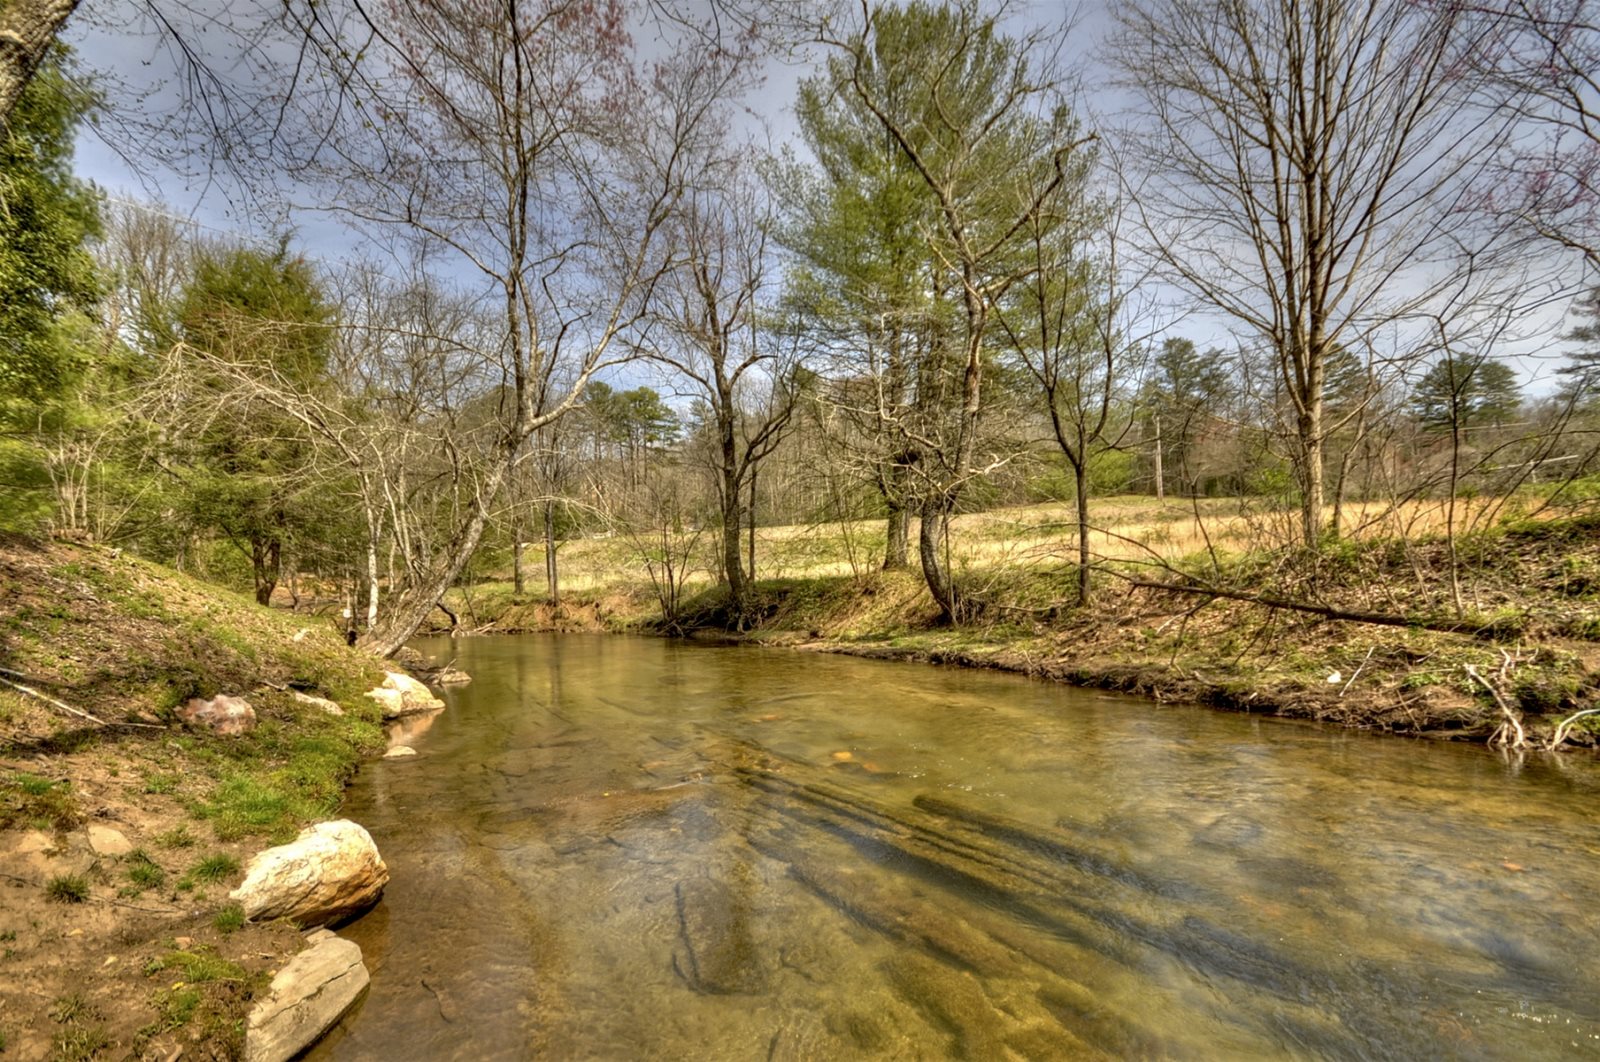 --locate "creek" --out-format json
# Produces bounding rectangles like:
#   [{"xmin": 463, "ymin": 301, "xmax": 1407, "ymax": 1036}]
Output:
[{"xmin": 309, "ymin": 634, "xmax": 1600, "ymax": 1059}]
